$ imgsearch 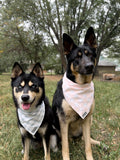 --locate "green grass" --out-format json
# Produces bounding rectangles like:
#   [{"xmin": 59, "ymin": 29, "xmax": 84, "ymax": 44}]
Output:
[{"xmin": 0, "ymin": 74, "xmax": 120, "ymax": 160}]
